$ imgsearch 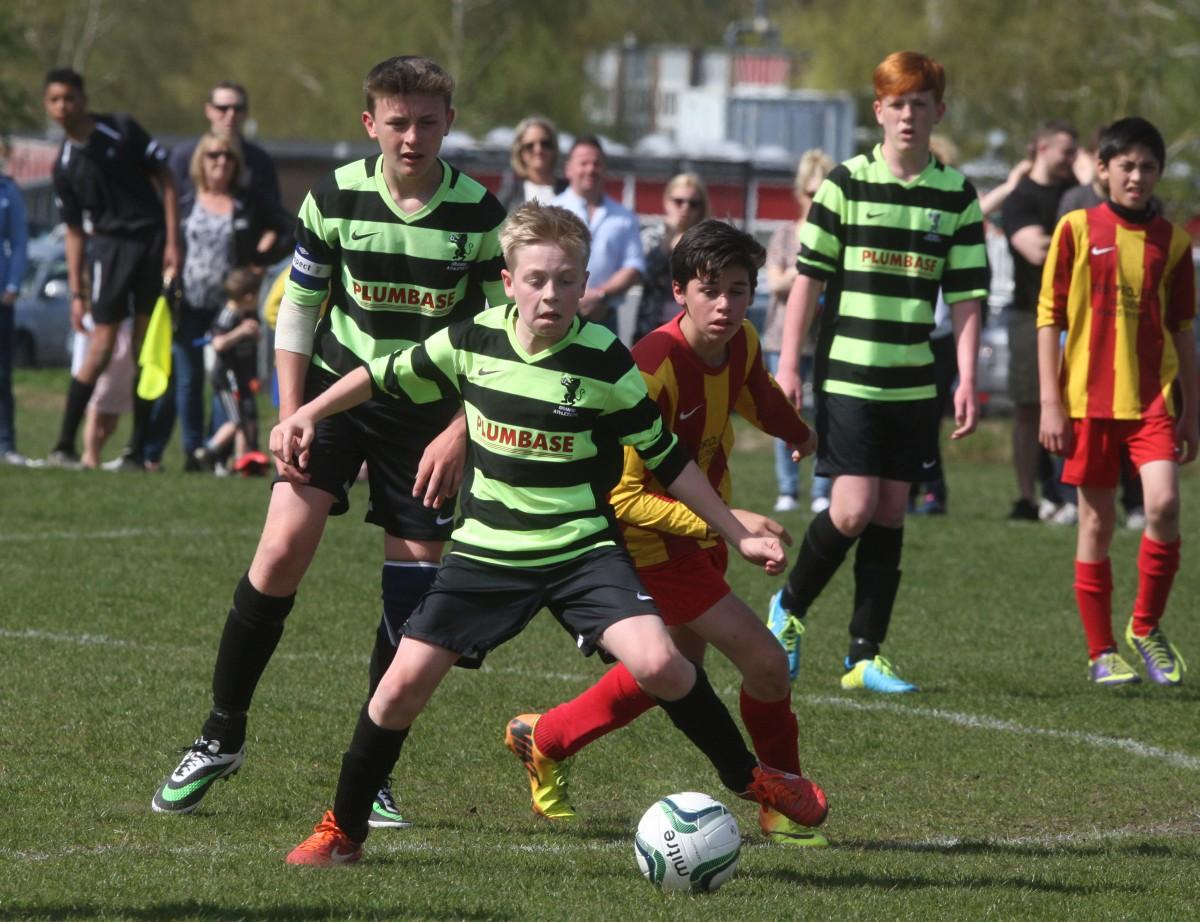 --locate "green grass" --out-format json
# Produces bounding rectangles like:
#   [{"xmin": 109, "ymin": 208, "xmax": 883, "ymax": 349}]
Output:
[{"xmin": 2, "ymin": 368, "xmax": 1198, "ymax": 920}]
